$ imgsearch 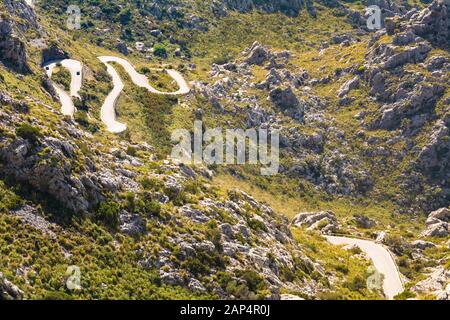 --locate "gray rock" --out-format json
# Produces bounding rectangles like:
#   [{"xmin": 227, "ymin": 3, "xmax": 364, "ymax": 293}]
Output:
[
  {"xmin": 331, "ymin": 33, "xmax": 354, "ymax": 45},
  {"xmin": 188, "ymin": 278, "xmax": 206, "ymax": 293},
  {"xmin": 411, "ymin": 240, "xmax": 436, "ymax": 250},
  {"xmin": 353, "ymin": 215, "xmax": 376, "ymax": 229},
  {"xmin": 220, "ymin": 223, "xmax": 234, "ymax": 239},
  {"xmin": 421, "ymin": 222, "xmax": 448, "ymax": 238},
  {"xmin": 211, "ymin": 0, "xmax": 228, "ymax": 17},
  {"xmin": 119, "ymin": 211, "xmax": 147, "ymax": 237},
  {"xmin": 374, "ymin": 84, "xmax": 445, "ymax": 130},
  {"xmin": 160, "ymin": 270, "xmax": 184, "ymax": 286},
  {"xmin": 150, "ymin": 29, "xmax": 162, "ymax": 37},
  {"xmin": 42, "ymin": 44, "xmax": 70, "ymax": 64},
  {"xmin": 0, "ymin": 19, "xmax": 30, "ymax": 73},
  {"xmin": 376, "ymin": 231, "xmax": 387, "ymax": 244},
  {"xmin": 412, "ymin": 266, "xmax": 450, "ymax": 296},
  {"xmin": 405, "ymin": 0, "xmax": 450, "ymax": 47},
  {"xmin": 291, "ymin": 211, "xmax": 339, "ymax": 234},
  {"xmin": 426, "ymin": 56, "xmax": 449, "ymax": 71},
  {"xmin": 421, "ymin": 208, "xmax": 450, "ymax": 237},
  {"xmin": 392, "ymin": 31, "xmax": 421, "ymax": 46},
  {"xmin": 338, "ymin": 76, "xmax": 360, "ymax": 98},
  {"xmin": 180, "ymin": 206, "xmax": 210, "ymax": 223},
  {"xmin": 269, "ymin": 86, "xmax": 300, "ymax": 110},
  {"xmin": 0, "ymin": 272, "xmax": 23, "ymax": 300},
  {"xmin": 418, "ymin": 120, "xmax": 449, "ymax": 175},
  {"xmin": 427, "ymin": 208, "xmax": 450, "ymax": 223},
  {"xmin": 116, "ymin": 42, "xmax": 129, "ymax": 56},
  {"xmin": 0, "ymin": 90, "xmax": 28, "ymax": 111},
  {"xmin": 244, "ymin": 41, "xmax": 270, "ymax": 66},
  {"xmin": 12, "ymin": 205, "xmax": 57, "ymax": 238}
]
